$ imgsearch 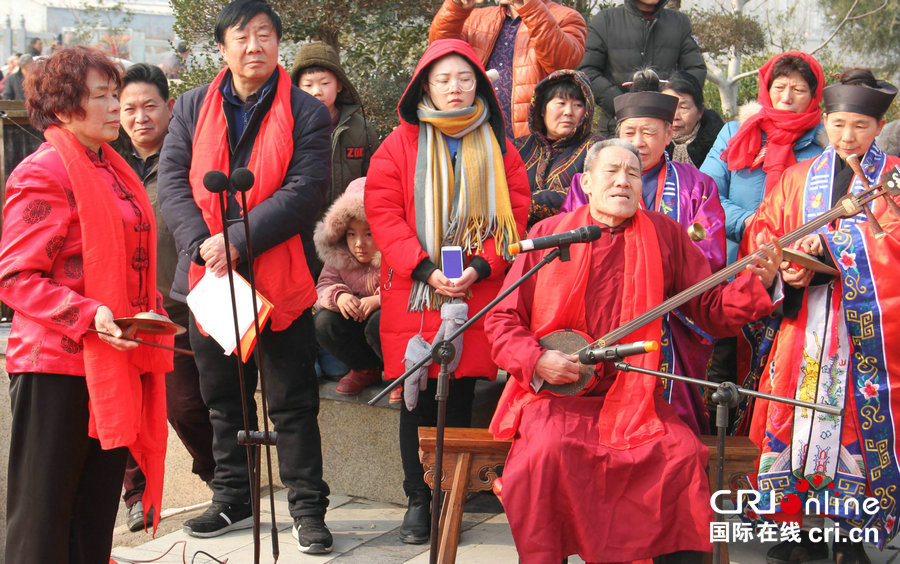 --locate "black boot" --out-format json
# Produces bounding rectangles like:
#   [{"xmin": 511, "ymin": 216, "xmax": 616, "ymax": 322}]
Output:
[
  {"xmin": 399, "ymin": 491, "xmax": 431, "ymax": 544},
  {"xmin": 833, "ymin": 537, "xmax": 870, "ymax": 564}
]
